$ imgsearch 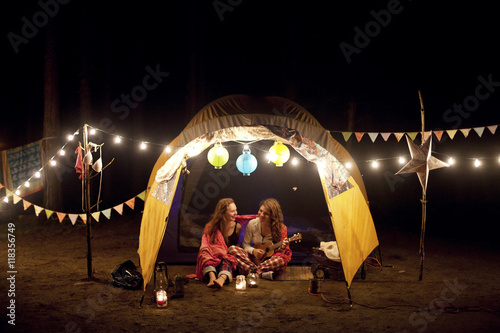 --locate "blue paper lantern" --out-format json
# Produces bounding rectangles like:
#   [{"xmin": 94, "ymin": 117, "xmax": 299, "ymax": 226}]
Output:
[{"xmin": 236, "ymin": 148, "xmax": 258, "ymax": 176}]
